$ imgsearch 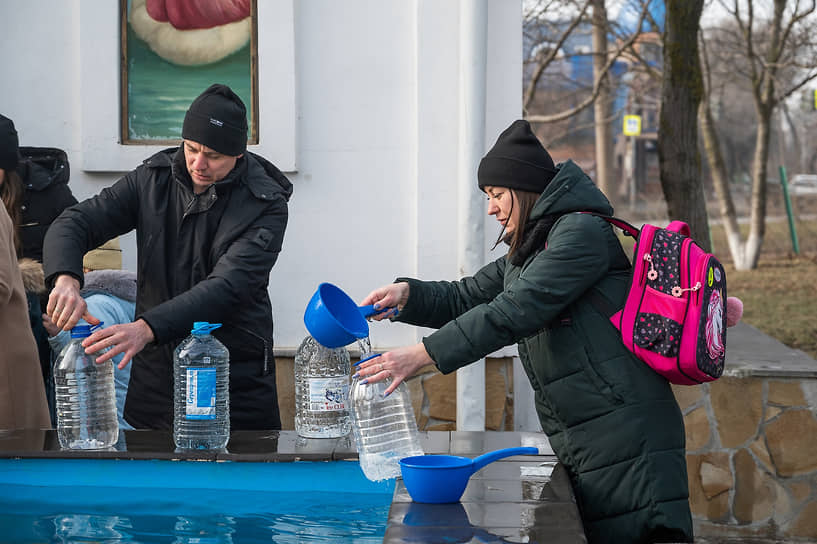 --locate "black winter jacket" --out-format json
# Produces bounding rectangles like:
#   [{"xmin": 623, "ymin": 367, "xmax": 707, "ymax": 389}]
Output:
[
  {"xmin": 15, "ymin": 147, "xmax": 77, "ymax": 262},
  {"xmin": 396, "ymin": 161, "xmax": 693, "ymax": 543},
  {"xmin": 44, "ymin": 148, "xmax": 293, "ymax": 430}
]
